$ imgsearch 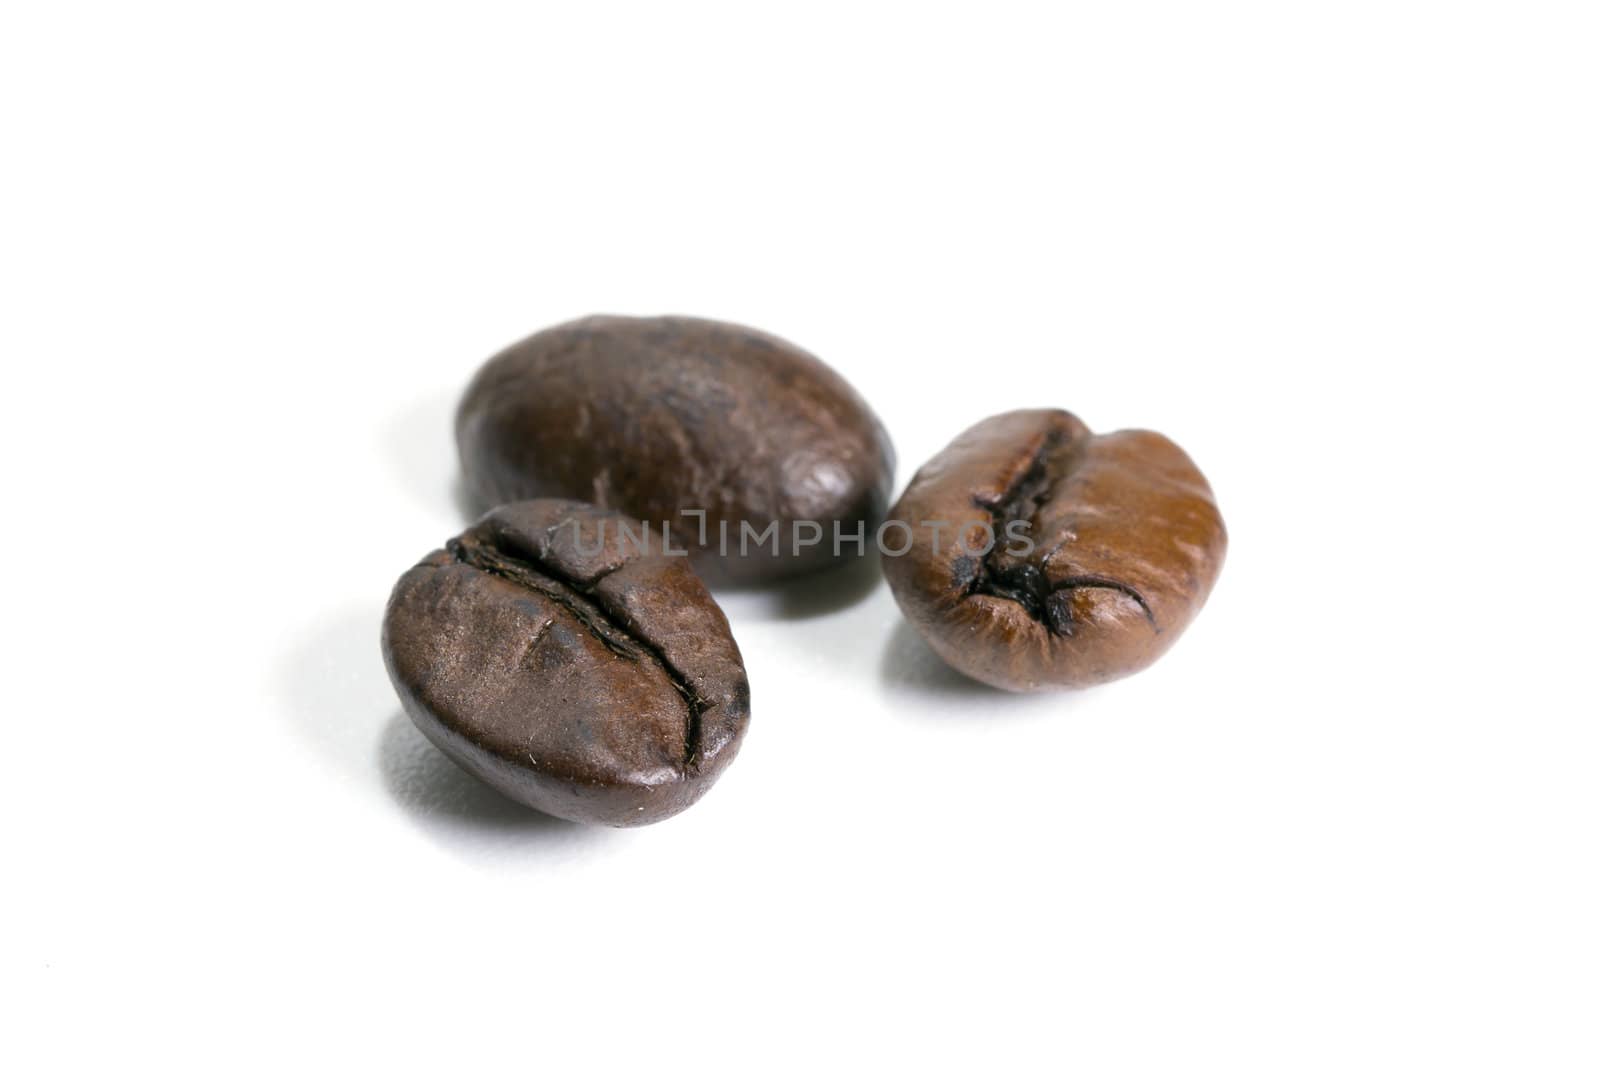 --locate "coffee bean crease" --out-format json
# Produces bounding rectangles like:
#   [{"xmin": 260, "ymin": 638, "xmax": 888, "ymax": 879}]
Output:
[
  {"xmin": 446, "ymin": 536, "xmax": 709, "ymax": 768},
  {"xmin": 969, "ymin": 430, "xmax": 1158, "ymax": 638}
]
